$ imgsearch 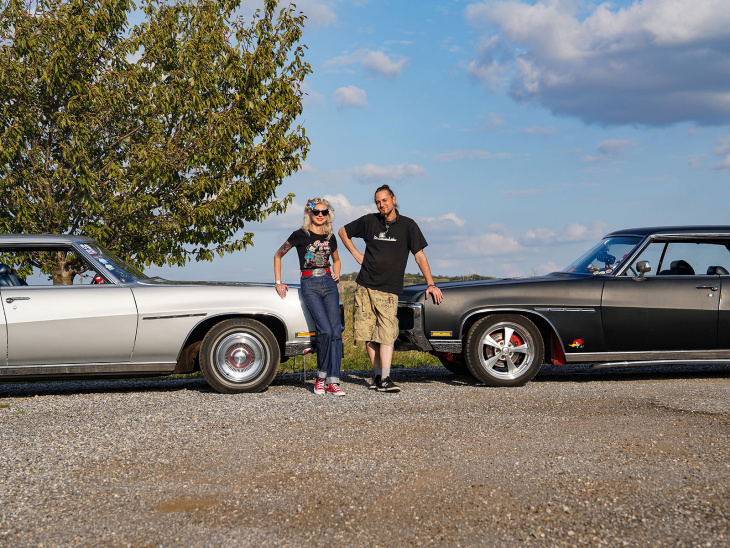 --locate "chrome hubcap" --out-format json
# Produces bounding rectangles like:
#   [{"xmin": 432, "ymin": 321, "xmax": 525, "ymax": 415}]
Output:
[{"xmin": 214, "ymin": 333, "xmax": 266, "ymax": 382}]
